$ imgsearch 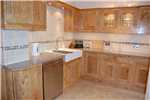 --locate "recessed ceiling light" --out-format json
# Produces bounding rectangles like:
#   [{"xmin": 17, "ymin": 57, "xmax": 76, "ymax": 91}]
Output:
[
  {"xmin": 49, "ymin": 3, "xmax": 51, "ymax": 5},
  {"xmin": 62, "ymin": 7, "xmax": 64, "ymax": 9}
]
